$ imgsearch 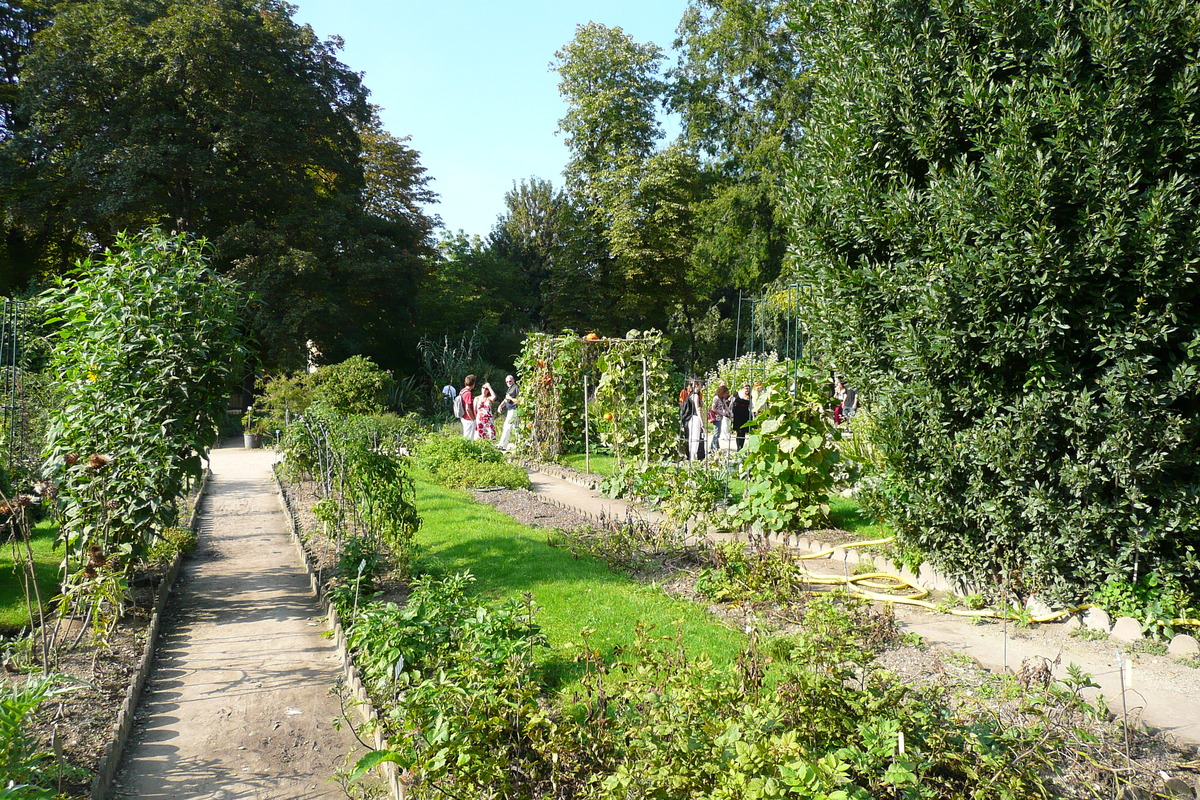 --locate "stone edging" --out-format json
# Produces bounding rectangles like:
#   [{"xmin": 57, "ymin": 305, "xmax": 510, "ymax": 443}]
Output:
[
  {"xmin": 90, "ymin": 467, "xmax": 210, "ymax": 800},
  {"xmin": 272, "ymin": 467, "xmax": 405, "ymax": 800}
]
